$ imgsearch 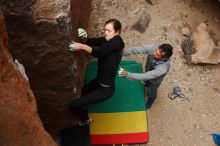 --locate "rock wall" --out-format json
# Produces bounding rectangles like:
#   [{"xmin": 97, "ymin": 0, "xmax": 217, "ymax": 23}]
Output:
[
  {"xmin": 0, "ymin": 0, "xmax": 91, "ymax": 136},
  {"xmin": 0, "ymin": 9, "xmax": 57, "ymax": 146}
]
